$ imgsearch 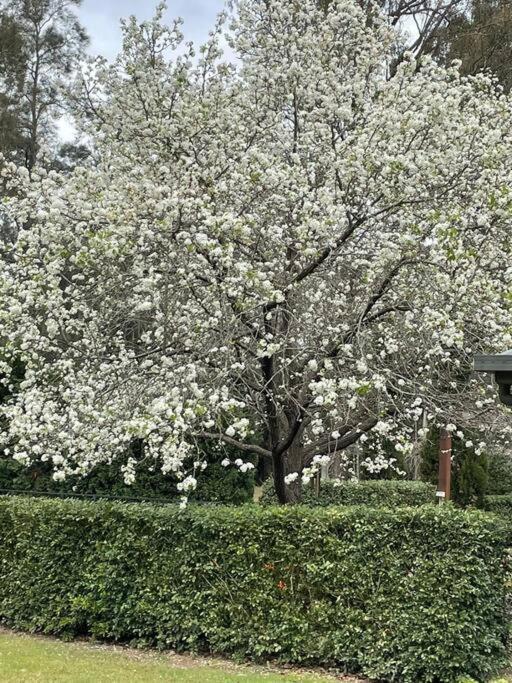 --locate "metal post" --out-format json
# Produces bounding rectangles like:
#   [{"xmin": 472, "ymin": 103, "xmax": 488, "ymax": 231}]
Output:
[{"xmin": 437, "ymin": 428, "xmax": 452, "ymax": 504}]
